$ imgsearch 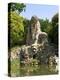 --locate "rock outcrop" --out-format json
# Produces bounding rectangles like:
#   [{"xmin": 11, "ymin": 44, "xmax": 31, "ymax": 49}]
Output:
[
  {"xmin": 19, "ymin": 16, "xmax": 56, "ymax": 65},
  {"xmin": 10, "ymin": 16, "xmax": 58, "ymax": 65}
]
